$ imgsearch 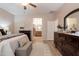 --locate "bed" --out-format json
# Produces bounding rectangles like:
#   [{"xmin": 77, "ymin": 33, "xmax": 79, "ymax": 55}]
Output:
[{"xmin": 0, "ymin": 29, "xmax": 32, "ymax": 56}]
